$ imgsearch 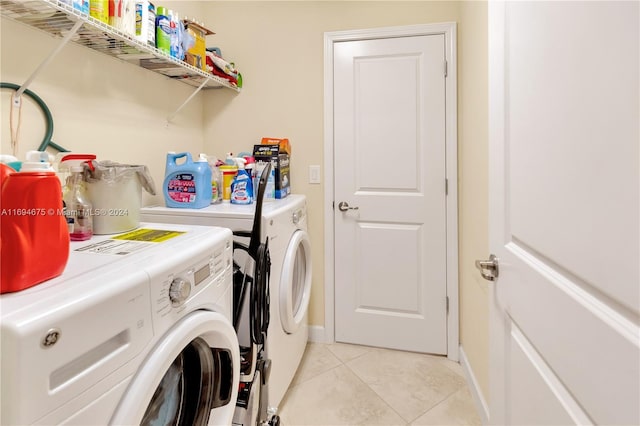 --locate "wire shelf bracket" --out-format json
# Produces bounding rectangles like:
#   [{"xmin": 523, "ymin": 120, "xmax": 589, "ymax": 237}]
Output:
[
  {"xmin": 167, "ymin": 78, "xmax": 209, "ymax": 124},
  {"xmin": 12, "ymin": 18, "xmax": 83, "ymax": 107}
]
